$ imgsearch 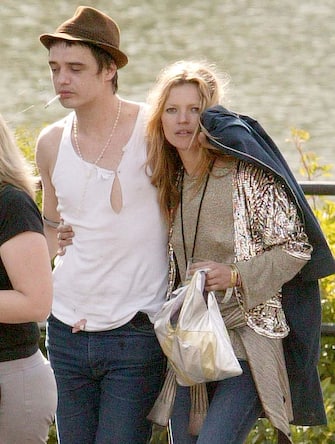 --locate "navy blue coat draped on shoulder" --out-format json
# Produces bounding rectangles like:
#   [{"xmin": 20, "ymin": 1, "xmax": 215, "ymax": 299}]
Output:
[{"xmin": 201, "ymin": 105, "xmax": 335, "ymax": 425}]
